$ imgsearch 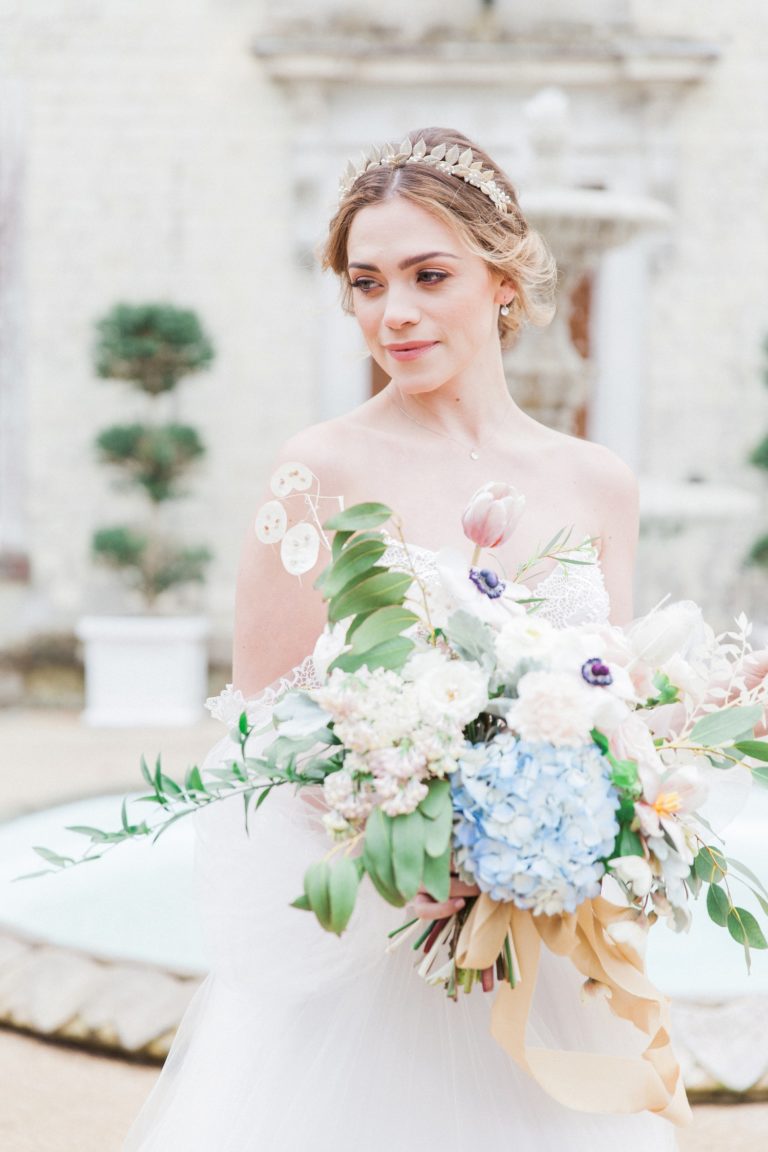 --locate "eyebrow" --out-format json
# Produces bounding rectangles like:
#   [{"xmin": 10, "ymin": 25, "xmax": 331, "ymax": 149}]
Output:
[{"xmin": 347, "ymin": 251, "xmax": 461, "ymax": 272}]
